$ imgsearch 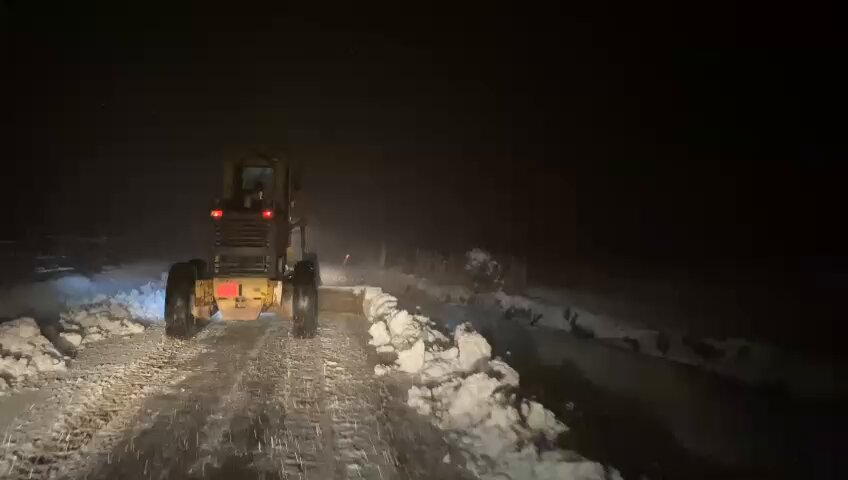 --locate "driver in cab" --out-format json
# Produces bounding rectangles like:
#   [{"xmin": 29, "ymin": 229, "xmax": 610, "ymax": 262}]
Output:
[{"xmin": 243, "ymin": 181, "xmax": 265, "ymax": 209}]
